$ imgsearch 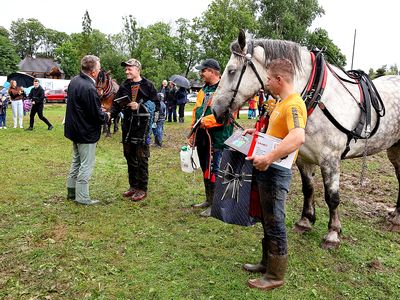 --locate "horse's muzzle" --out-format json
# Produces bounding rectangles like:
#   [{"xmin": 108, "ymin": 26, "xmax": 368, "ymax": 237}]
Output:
[{"xmin": 212, "ymin": 107, "xmax": 229, "ymax": 125}]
